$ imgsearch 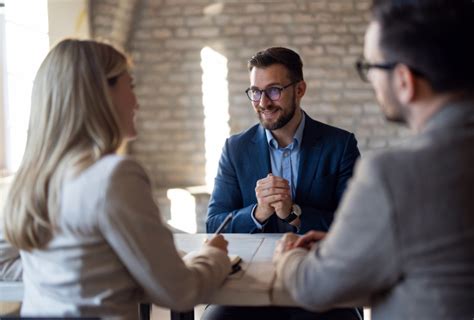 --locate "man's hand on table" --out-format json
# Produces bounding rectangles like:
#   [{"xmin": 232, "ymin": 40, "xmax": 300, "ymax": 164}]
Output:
[{"xmin": 273, "ymin": 231, "xmax": 327, "ymax": 263}]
